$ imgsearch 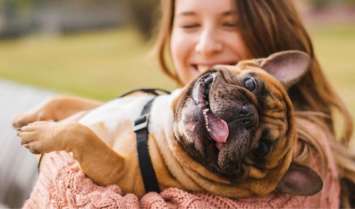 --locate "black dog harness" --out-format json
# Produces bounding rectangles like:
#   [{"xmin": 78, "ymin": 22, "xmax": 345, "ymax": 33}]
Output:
[{"xmin": 120, "ymin": 88, "xmax": 170, "ymax": 193}]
